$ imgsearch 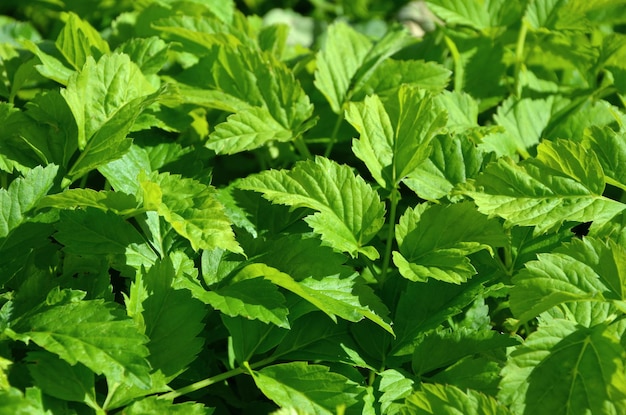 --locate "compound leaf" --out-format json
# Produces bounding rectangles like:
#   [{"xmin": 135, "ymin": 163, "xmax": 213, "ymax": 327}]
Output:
[
  {"xmin": 347, "ymin": 85, "xmax": 447, "ymax": 190},
  {"xmin": 393, "ymin": 202, "xmax": 507, "ymax": 284},
  {"xmin": 238, "ymin": 157, "xmax": 385, "ymax": 259},
  {"xmin": 11, "ymin": 298, "xmax": 152, "ymax": 389},
  {"xmin": 463, "ymin": 140, "xmax": 625, "ymax": 233}
]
